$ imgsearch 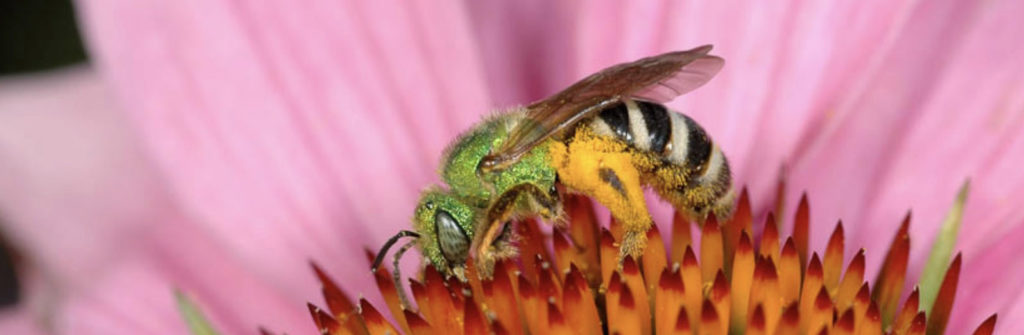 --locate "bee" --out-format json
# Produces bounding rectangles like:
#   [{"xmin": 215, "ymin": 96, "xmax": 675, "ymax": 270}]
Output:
[{"xmin": 373, "ymin": 45, "xmax": 734, "ymax": 307}]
